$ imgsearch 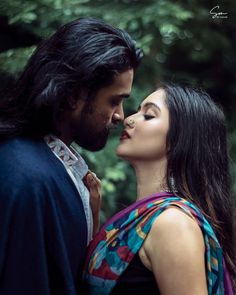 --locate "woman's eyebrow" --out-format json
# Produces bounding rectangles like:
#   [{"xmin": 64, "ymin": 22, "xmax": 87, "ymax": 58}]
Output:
[{"xmin": 138, "ymin": 102, "xmax": 161, "ymax": 112}]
